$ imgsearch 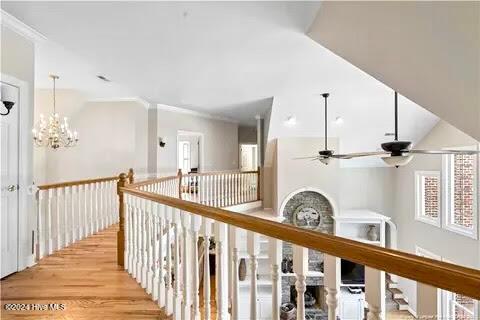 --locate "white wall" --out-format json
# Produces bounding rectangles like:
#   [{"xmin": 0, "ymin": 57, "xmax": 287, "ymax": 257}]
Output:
[
  {"xmin": 156, "ymin": 108, "xmax": 239, "ymax": 174},
  {"xmin": 392, "ymin": 121, "xmax": 479, "ymax": 313},
  {"xmin": 238, "ymin": 125, "xmax": 257, "ymax": 145},
  {"xmin": 1, "ymin": 25, "xmax": 35, "ymax": 268},
  {"xmin": 34, "ymin": 89, "xmax": 148, "ymax": 183},
  {"xmin": 309, "ymin": 1, "xmax": 480, "ymax": 141}
]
